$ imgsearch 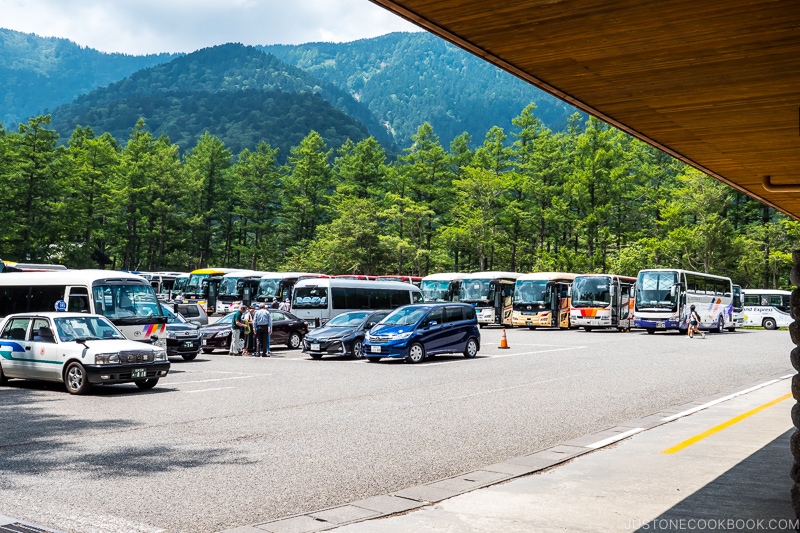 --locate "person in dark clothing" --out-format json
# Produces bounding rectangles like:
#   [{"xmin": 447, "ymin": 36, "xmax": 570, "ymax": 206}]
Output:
[{"xmin": 253, "ymin": 303, "xmax": 272, "ymax": 357}]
